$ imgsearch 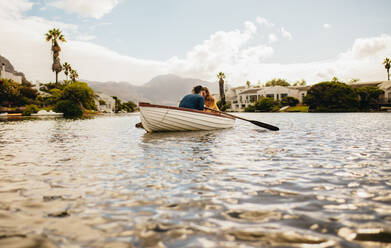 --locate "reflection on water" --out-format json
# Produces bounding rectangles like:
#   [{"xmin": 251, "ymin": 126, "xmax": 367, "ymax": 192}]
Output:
[{"xmin": 0, "ymin": 113, "xmax": 391, "ymax": 247}]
